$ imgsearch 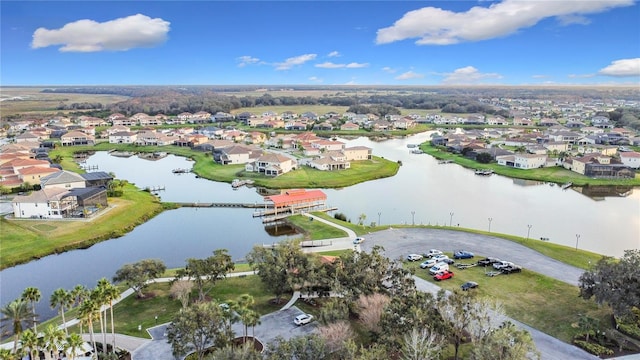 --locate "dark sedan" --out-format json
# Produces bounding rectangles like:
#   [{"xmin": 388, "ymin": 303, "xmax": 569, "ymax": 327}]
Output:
[{"xmin": 461, "ymin": 281, "xmax": 479, "ymax": 291}]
